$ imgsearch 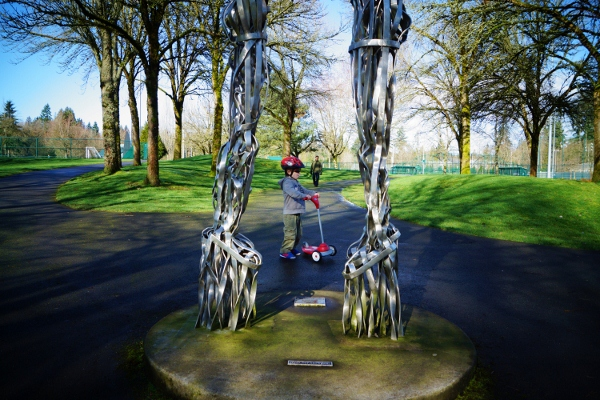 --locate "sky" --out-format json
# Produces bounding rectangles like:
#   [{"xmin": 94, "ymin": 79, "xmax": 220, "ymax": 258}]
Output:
[
  {"xmin": 0, "ymin": 0, "xmax": 354, "ymax": 133},
  {"xmin": 0, "ymin": 1, "xmax": 451, "ymax": 153}
]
